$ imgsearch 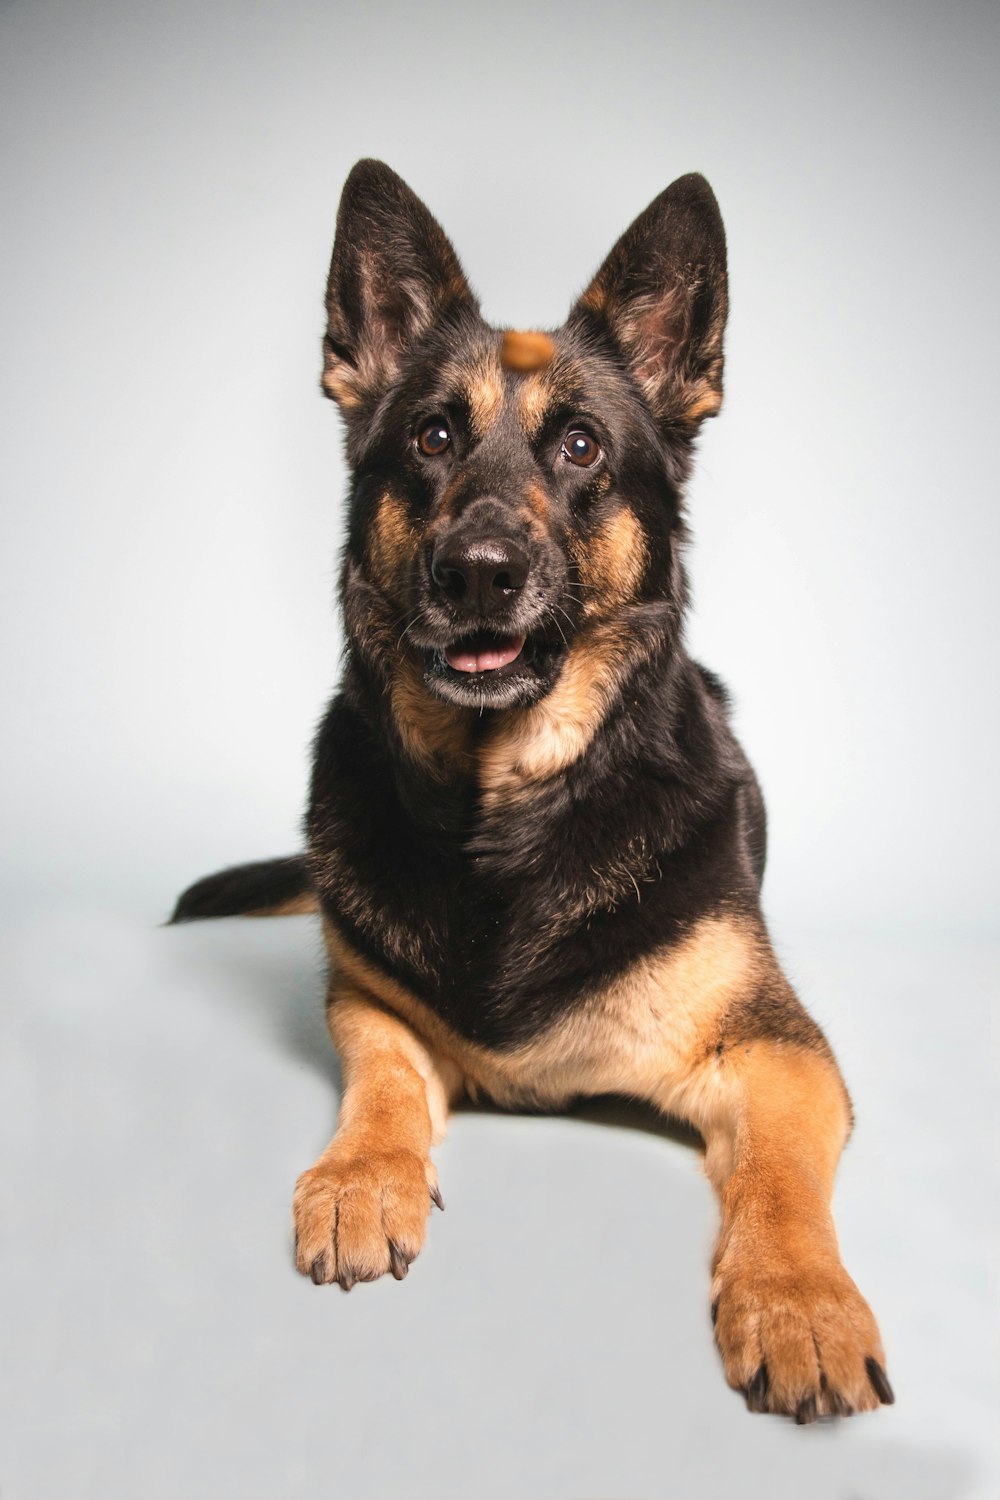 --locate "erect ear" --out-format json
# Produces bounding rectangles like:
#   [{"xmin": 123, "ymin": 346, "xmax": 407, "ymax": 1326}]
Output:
[
  {"xmin": 569, "ymin": 173, "xmax": 728, "ymax": 432},
  {"xmin": 322, "ymin": 159, "xmax": 478, "ymax": 411}
]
